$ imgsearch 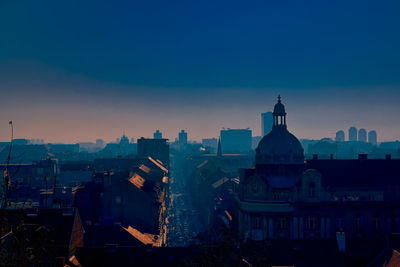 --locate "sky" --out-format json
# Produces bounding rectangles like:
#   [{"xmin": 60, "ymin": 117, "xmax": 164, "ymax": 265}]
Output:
[{"xmin": 0, "ymin": 0, "xmax": 399, "ymax": 143}]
